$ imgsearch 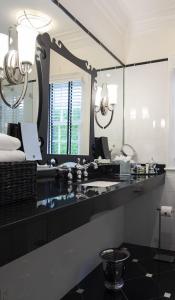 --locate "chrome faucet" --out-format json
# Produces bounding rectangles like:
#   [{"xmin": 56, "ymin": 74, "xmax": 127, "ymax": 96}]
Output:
[
  {"xmin": 75, "ymin": 158, "xmax": 98, "ymax": 180},
  {"xmin": 75, "ymin": 158, "xmax": 82, "ymax": 180}
]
